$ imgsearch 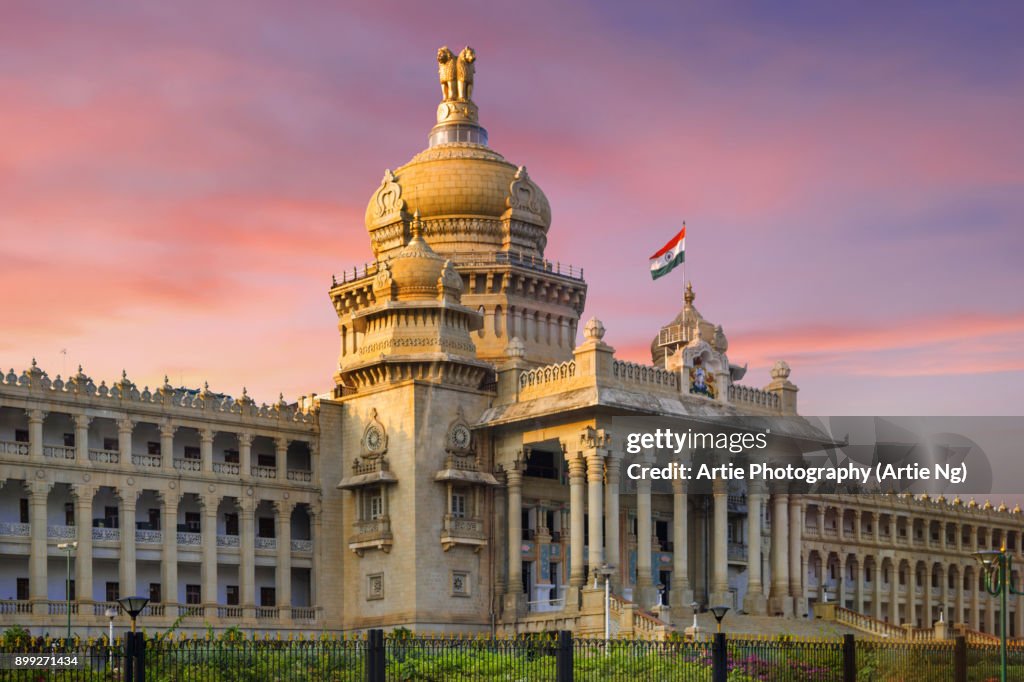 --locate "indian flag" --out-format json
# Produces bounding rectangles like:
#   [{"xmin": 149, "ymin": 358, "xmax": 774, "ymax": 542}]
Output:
[{"xmin": 649, "ymin": 226, "xmax": 685, "ymax": 280}]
